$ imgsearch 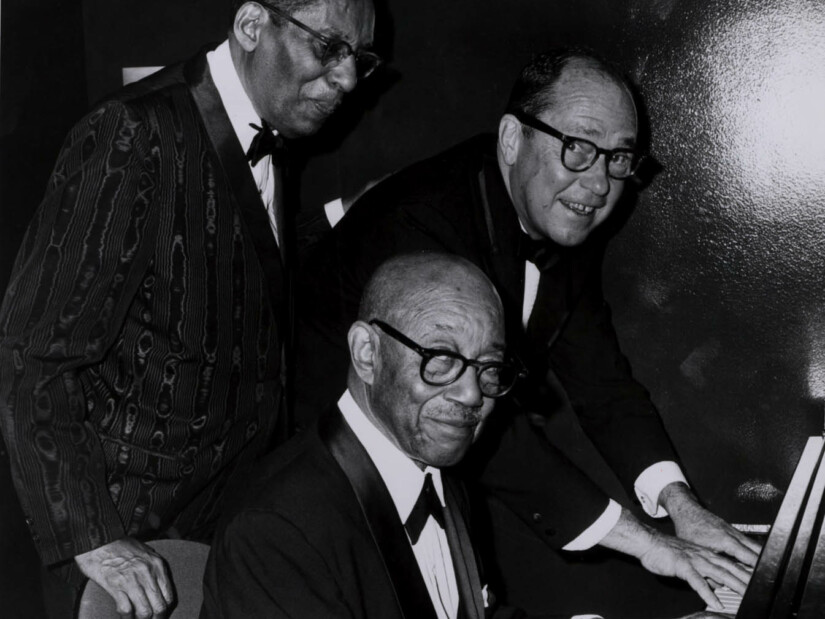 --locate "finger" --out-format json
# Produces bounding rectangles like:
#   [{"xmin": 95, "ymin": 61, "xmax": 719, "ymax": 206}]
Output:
[
  {"xmin": 141, "ymin": 578, "xmax": 169, "ymax": 617},
  {"xmin": 154, "ymin": 560, "xmax": 175, "ymax": 605},
  {"xmin": 126, "ymin": 584, "xmax": 154, "ymax": 619},
  {"xmin": 112, "ymin": 590, "xmax": 133, "ymax": 616},
  {"xmin": 684, "ymin": 568, "xmax": 724, "ymax": 611},
  {"xmin": 715, "ymin": 533, "xmax": 761, "ymax": 566},
  {"xmin": 697, "ymin": 560, "xmax": 749, "ymax": 595}
]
